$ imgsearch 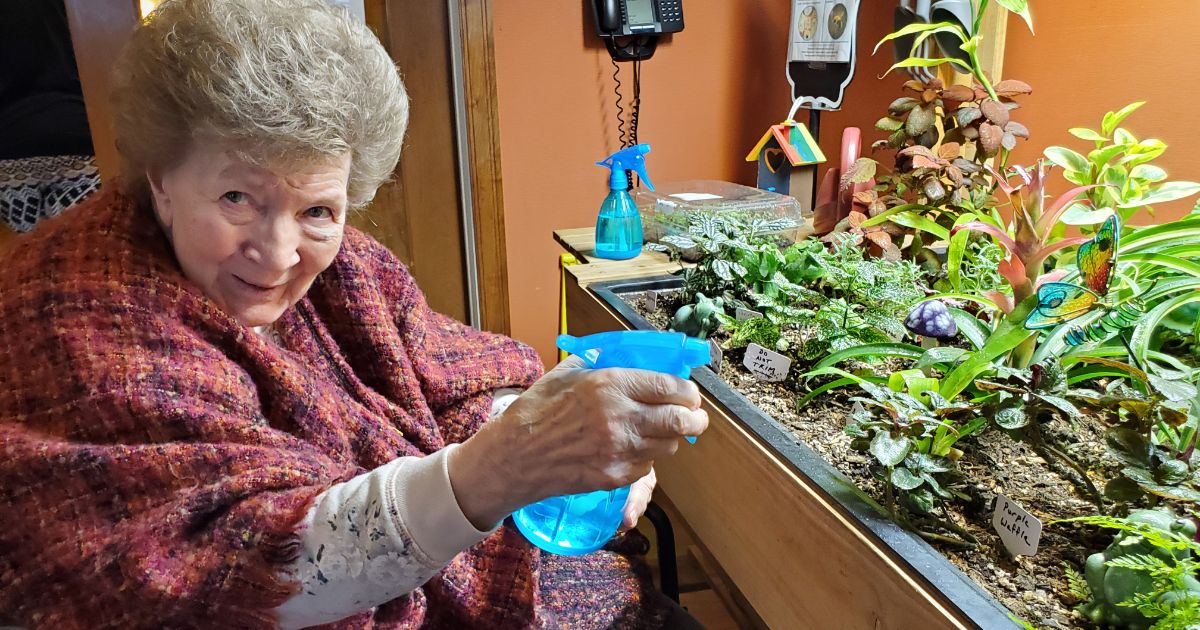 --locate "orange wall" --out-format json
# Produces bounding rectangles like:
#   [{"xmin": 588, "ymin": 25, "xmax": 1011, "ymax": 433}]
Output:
[
  {"xmin": 1002, "ymin": 0, "xmax": 1200, "ymax": 221},
  {"xmin": 494, "ymin": 1, "xmax": 902, "ymax": 365}
]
